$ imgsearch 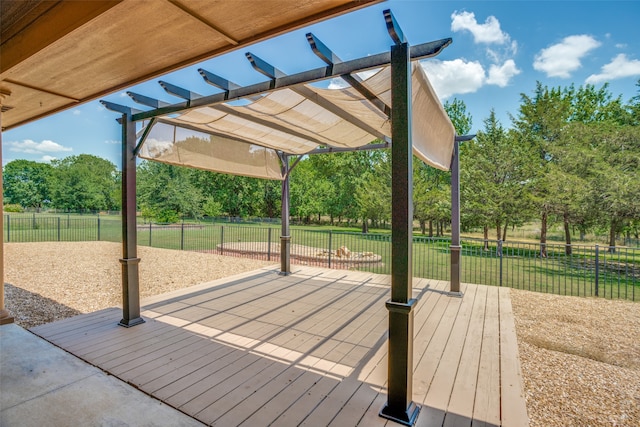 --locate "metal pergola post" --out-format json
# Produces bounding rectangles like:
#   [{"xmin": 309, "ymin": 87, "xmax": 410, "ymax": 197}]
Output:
[
  {"xmin": 450, "ymin": 134, "xmax": 473, "ymax": 294},
  {"xmin": 450, "ymin": 137, "xmax": 461, "ymax": 294},
  {"xmin": 118, "ymin": 112, "xmax": 144, "ymax": 327},
  {"xmin": 280, "ymin": 154, "xmax": 291, "ymax": 275},
  {"xmin": 379, "ymin": 10, "xmax": 419, "ymax": 426}
]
